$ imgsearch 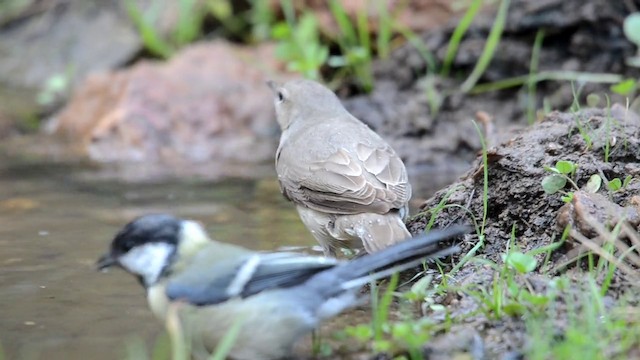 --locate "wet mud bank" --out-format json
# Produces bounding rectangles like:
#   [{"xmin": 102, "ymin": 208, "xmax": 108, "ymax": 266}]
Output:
[{"xmin": 402, "ymin": 106, "xmax": 640, "ymax": 358}]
